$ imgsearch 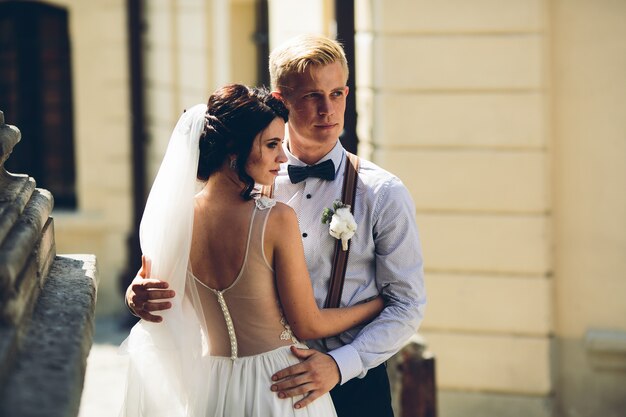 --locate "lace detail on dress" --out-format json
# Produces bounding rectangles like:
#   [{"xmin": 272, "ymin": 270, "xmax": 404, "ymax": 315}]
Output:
[
  {"xmin": 277, "ymin": 303, "xmax": 299, "ymax": 344},
  {"xmin": 255, "ymin": 196, "xmax": 276, "ymax": 210},
  {"xmin": 279, "ymin": 318, "xmax": 299, "ymax": 344}
]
